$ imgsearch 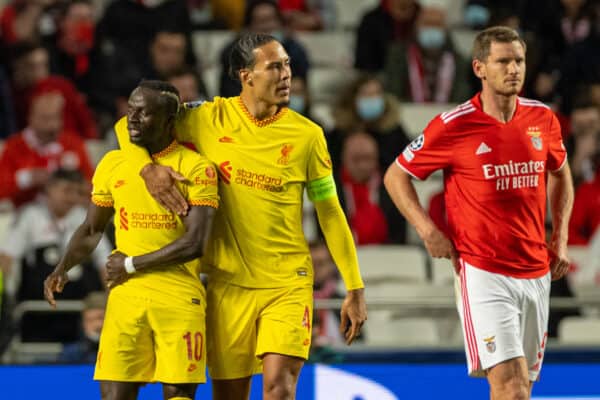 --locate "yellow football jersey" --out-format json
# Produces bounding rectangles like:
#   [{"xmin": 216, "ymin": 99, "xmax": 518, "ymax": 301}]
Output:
[
  {"xmin": 115, "ymin": 97, "xmax": 333, "ymax": 288},
  {"xmin": 176, "ymin": 97, "xmax": 332, "ymax": 288},
  {"xmin": 91, "ymin": 141, "xmax": 219, "ymax": 296}
]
